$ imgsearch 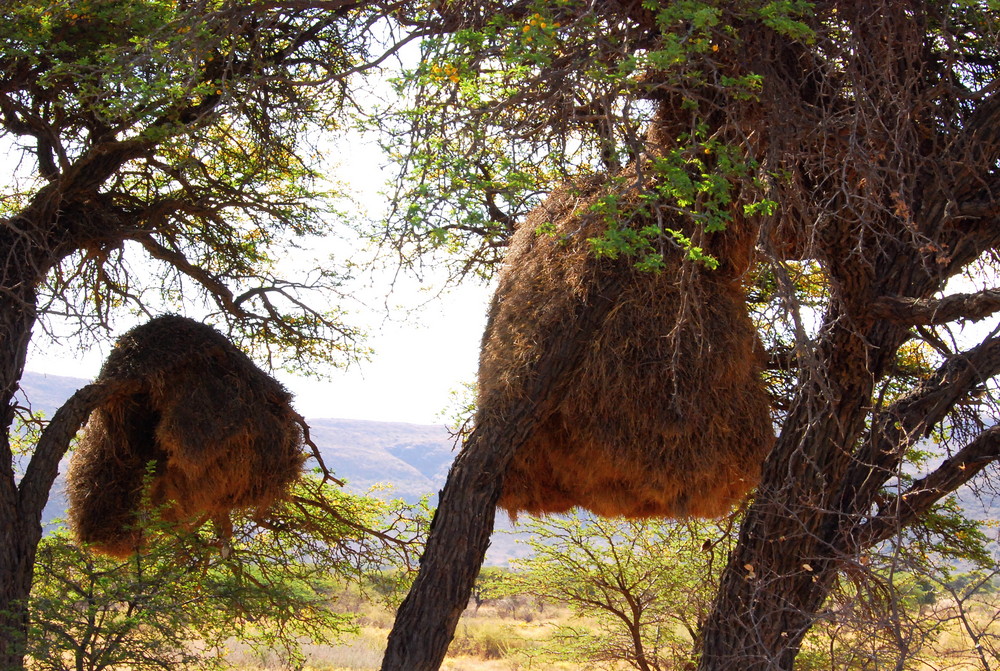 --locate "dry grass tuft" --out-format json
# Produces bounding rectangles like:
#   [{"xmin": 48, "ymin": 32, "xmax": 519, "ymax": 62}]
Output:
[
  {"xmin": 67, "ymin": 315, "xmax": 305, "ymax": 557},
  {"xmin": 480, "ymin": 111, "xmax": 774, "ymax": 519}
]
